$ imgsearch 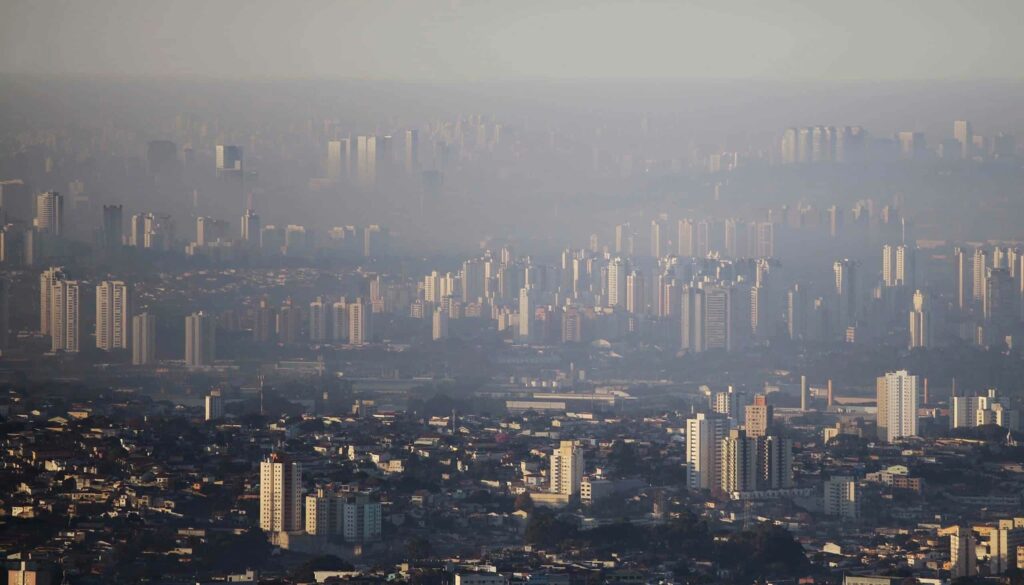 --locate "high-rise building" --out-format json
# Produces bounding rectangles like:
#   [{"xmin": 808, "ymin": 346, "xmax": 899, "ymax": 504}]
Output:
[
  {"xmin": 101, "ymin": 204, "xmax": 123, "ymax": 252},
  {"xmin": 823, "ymin": 476, "xmax": 859, "ymax": 518},
  {"xmin": 259, "ymin": 453, "xmax": 303, "ymax": 534},
  {"xmin": 132, "ymin": 312, "xmax": 156, "ymax": 365},
  {"xmin": 834, "ymin": 259, "xmax": 857, "ymax": 329},
  {"xmin": 550, "ymin": 440, "xmax": 583, "ymax": 496},
  {"xmin": 50, "ymin": 278, "xmax": 80, "ymax": 352},
  {"xmin": 348, "ymin": 298, "xmax": 369, "ymax": 345},
  {"xmin": 0, "ymin": 180, "xmax": 33, "ymax": 222},
  {"xmin": 356, "ymin": 135, "xmax": 377, "ymax": 187},
  {"xmin": 0, "ymin": 278, "xmax": 9, "ymax": 350},
  {"xmin": 908, "ymin": 290, "xmax": 930, "ymax": 349},
  {"xmin": 432, "ymin": 307, "xmax": 449, "ymax": 341},
  {"xmin": 650, "ymin": 219, "xmax": 664, "ymax": 258},
  {"xmin": 881, "ymin": 370, "xmax": 919, "ymax": 442},
  {"xmin": 34, "ymin": 191, "xmax": 63, "ymax": 235},
  {"xmin": 561, "ymin": 306, "xmax": 582, "ymax": 343},
  {"xmin": 985, "ymin": 267, "xmax": 1016, "ymax": 323},
  {"xmin": 607, "ymin": 258, "xmax": 626, "ymax": 308},
  {"xmin": 686, "ymin": 413, "xmax": 727, "ymax": 490},
  {"xmin": 950, "ymin": 526, "xmax": 977, "ymax": 578},
  {"xmin": 681, "ymin": 285, "xmax": 704, "ymax": 353},
  {"xmin": 204, "ymin": 389, "xmax": 224, "ymax": 421},
  {"xmin": 972, "ymin": 248, "xmax": 988, "ymax": 303},
  {"xmin": 130, "ymin": 212, "xmax": 173, "ymax": 250},
  {"xmin": 327, "ymin": 139, "xmax": 351, "ymax": 181},
  {"xmin": 96, "ymin": 280, "xmax": 130, "ymax": 351},
  {"xmin": 953, "ymin": 120, "xmax": 973, "ymax": 159},
  {"xmin": 276, "ymin": 300, "xmax": 302, "ymax": 344},
  {"xmin": 195, "ymin": 216, "xmax": 229, "ymax": 247},
  {"xmin": 720, "ymin": 429, "xmax": 758, "ymax": 494},
  {"xmin": 308, "ymin": 297, "xmax": 329, "ymax": 342},
  {"xmin": 678, "ymin": 219, "xmax": 694, "ymax": 257},
  {"xmin": 744, "ymin": 394, "xmax": 773, "ymax": 438},
  {"xmin": 712, "ymin": 385, "xmax": 744, "ymax": 424},
  {"xmin": 241, "ymin": 209, "xmax": 260, "ymax": 243},
  {"xmin": 786, "ymin": 283, "xmax": 808, "ymax": 340},
  {"xmin": 518, "ymin": 287, "xmax": 533, "ymax": 342},
  {"xmin": 404, "ymin": 129, "xmax": 419, "ymax": 173},
  {"xmin": 215, "ymin": 145, "xmax": 243, "ymax": 175},
  {"xmin": 800, "ymin": 374, "xmax": 809, "ymax": 411},
  {"xmin": 954, "ymin": 246, "xmax": 967, "ymax": 310},
  {"xmin": 614, "ymin": 223, "xmax": 631, "ymax": 255},
  {"xmin": 331, "ymin": 299, "xmax": 348, "ymax": 342},
  {"xmin": 305, "ymin": 487, "xmax": 343, "ymax": 537},
  {"xmin": 897, "ymin": 131, "xmax": 926, "ymax": 159},
  {"xmin": 39, "ymin": 267, "xmax": 64, "ymax": 335},
  {"xmin": 758, "ymin": 435, "xmax": 794, "ymax": 490},
  {"xmin": 184, "ymin": 311, "xmax": 215, "ymax": 367},
  {"xmin": 625, "ymin": 270, "xmax": 644, "ymax": 314},
  {"xmin": 755, "ymin": 222, "xmax": 774, "ymax": 258},
  {"xmin": 703, "ymin": 286, "xmax": 731, "ymax": 351},
  {"xmin": 342, "ymin": 492, "xmax": 382, "ymax": 543}
]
